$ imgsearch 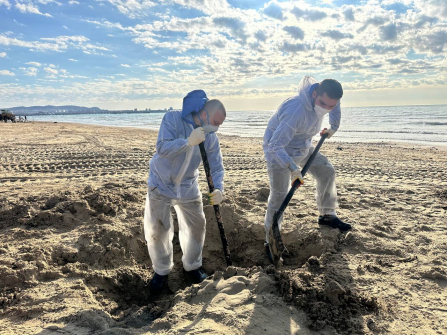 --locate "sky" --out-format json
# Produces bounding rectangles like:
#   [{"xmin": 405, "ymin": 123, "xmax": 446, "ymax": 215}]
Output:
[{"xmin": 0, "ymin": 0, "xmax": 446, "ymax": 110}]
